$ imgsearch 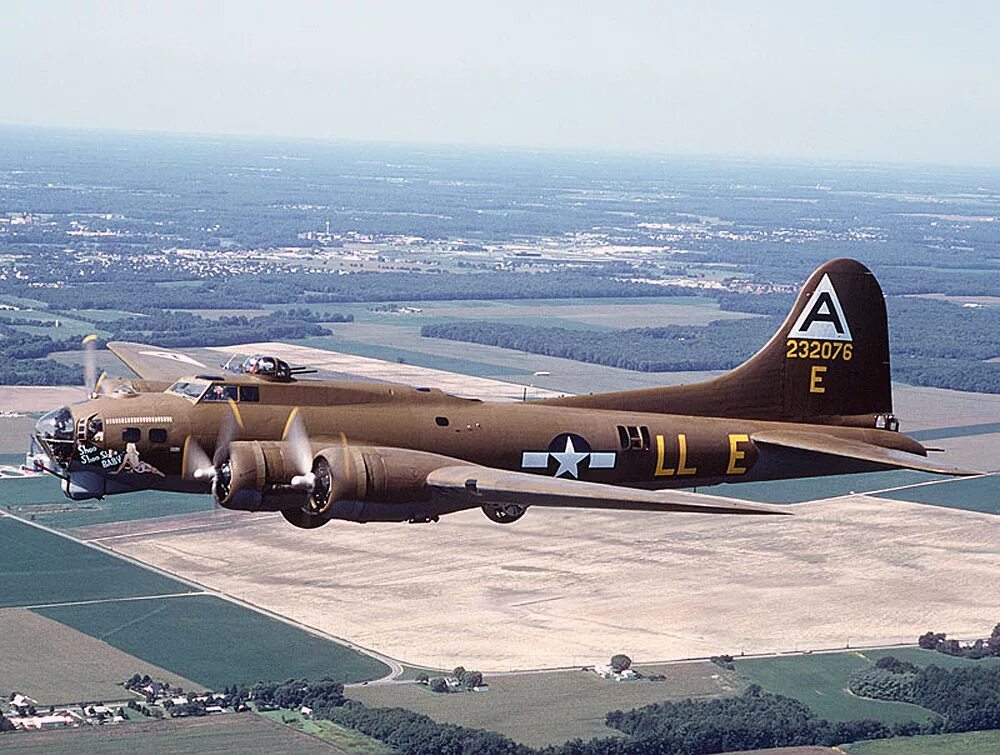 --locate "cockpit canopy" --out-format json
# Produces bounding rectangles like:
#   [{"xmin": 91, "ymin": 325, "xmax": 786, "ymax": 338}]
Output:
[
  {"xmin": 241, "ymin": 354, "xmax": 291, "ymax": 380},
  {"xmin": 219, "ymin": 354, "xmax": 294, "ymax": 381}
]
